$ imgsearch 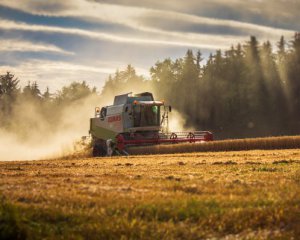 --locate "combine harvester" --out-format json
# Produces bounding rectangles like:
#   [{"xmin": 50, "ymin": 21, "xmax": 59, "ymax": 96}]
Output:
[{"xmin": 89, "ymin": 92, "xmax": 213, "ymax": 156}]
